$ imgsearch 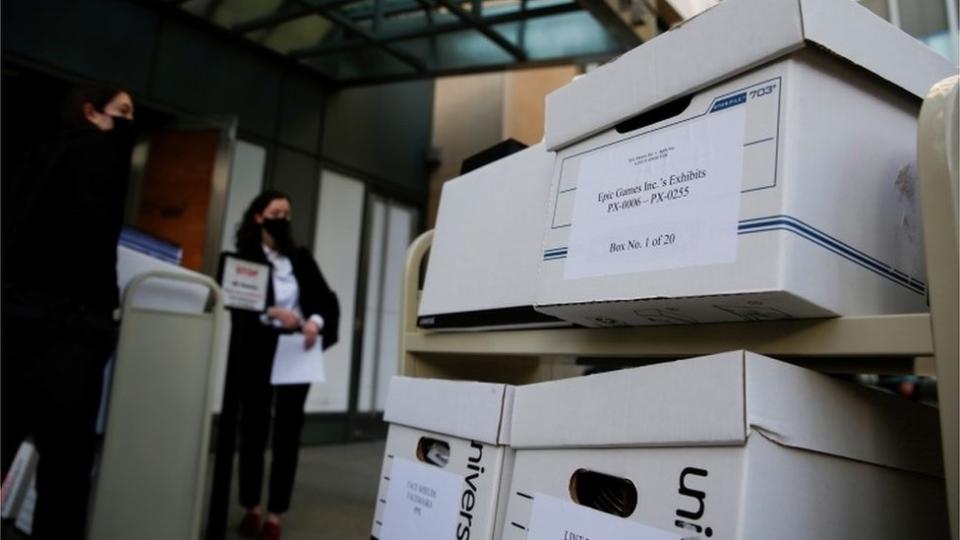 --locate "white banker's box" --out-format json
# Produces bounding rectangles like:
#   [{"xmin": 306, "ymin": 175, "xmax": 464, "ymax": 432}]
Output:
[
  {"xmin": 536, "ymin": 0, "xmax": 957, "ymax": 327},
  {"xmin": 502, "ymin": 351, "xmax": 947, "ymax": 539},
  {"xmin": 418, "ymin": 144, "xmax": 567, "ymax": 330},
  {"xmin": 372, "ymin": 377, "xmax": 515, "ymax": 540}
]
